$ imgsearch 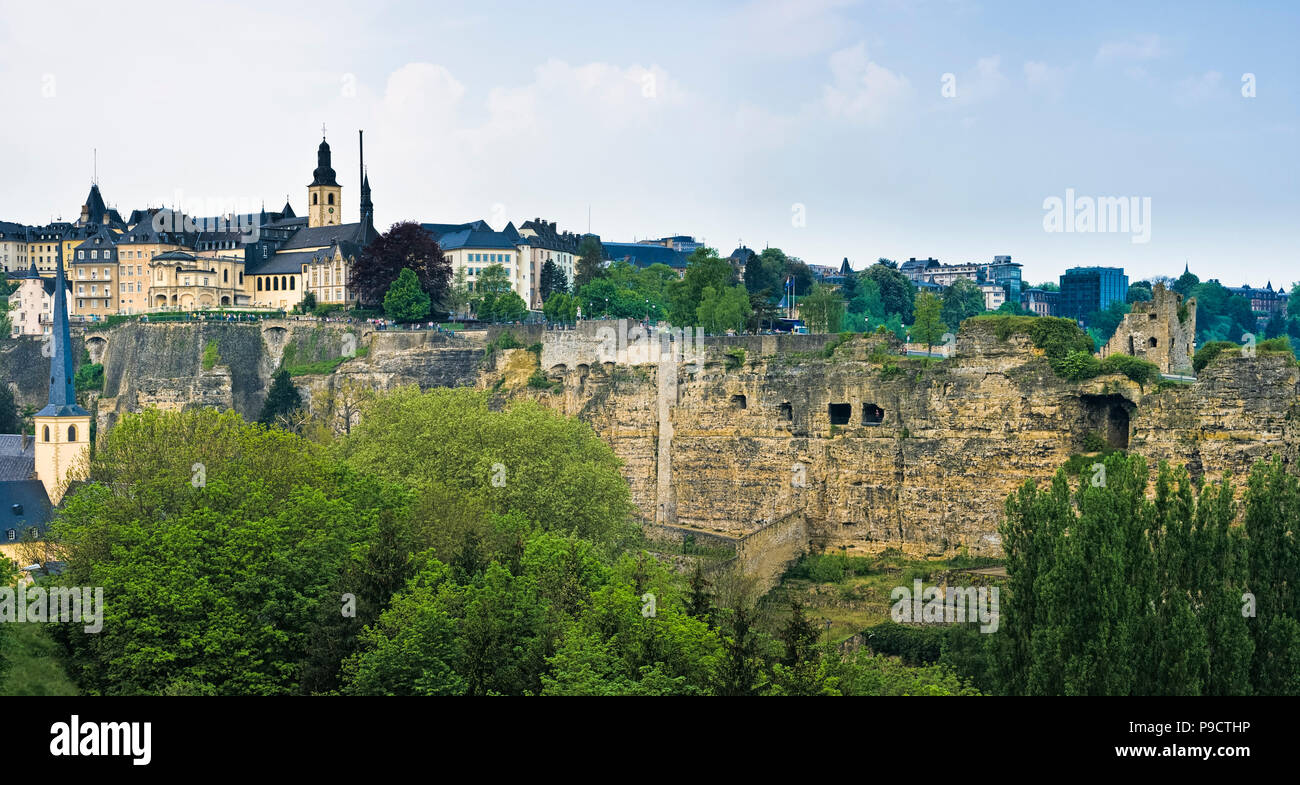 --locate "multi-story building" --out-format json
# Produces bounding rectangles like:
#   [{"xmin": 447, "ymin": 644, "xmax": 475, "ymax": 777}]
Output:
[
  {"xmin": 1222, "ymin": 281, "xmax": 1289, "ymax": 325},
  {"xmin": 428, "ymin": 221, "xmax": 529, "ymax": 305},
  {"xmin": 638, "ymin": 235, "xmax": 701, "ymax": 254},
  {"xmin": 602, "ymin": 241, "xmax": 687, "ymax": 274},
  {"xmin": 0, "ymin": 222, "xmax": 28, "ymax": 273},
  {"xmin": 149, "ymin": 250, "xmax": 247, "ymax": 310},
  {"xmin": 1021, "ymin": 287, "xmax": 1060, "ymax": 317},
  {"xmin": 901, "ymin": 255, "xmax": 1022, "ymax": 299},
  {"xmin": 979, "ymin": 282, "xmax": 1007, "ymax": 310},
  {"xmin": 6, "ymin": 263, "xmax": 69, "ymax": 337},
  {"xmin": 70, "ymin": 226, "xmax": 118, "ymax": 321},
  {"xmin": 27, "ymin": 224, "xmax": 67, "ymax": 275},
  {"xmin": 116, "ymin": 218, "xmax": 193, "ymax": 315},
  {"xmin": 245, "ymin": 134, "xmax": 374, "ymax": 311},
  {"xmin": 517, "ymin": 218, "xmax": 579, "ymax": 308},
  {"xmin": 1059, "ymin": 266, "xmax": 1128, "ymax": 321}
]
